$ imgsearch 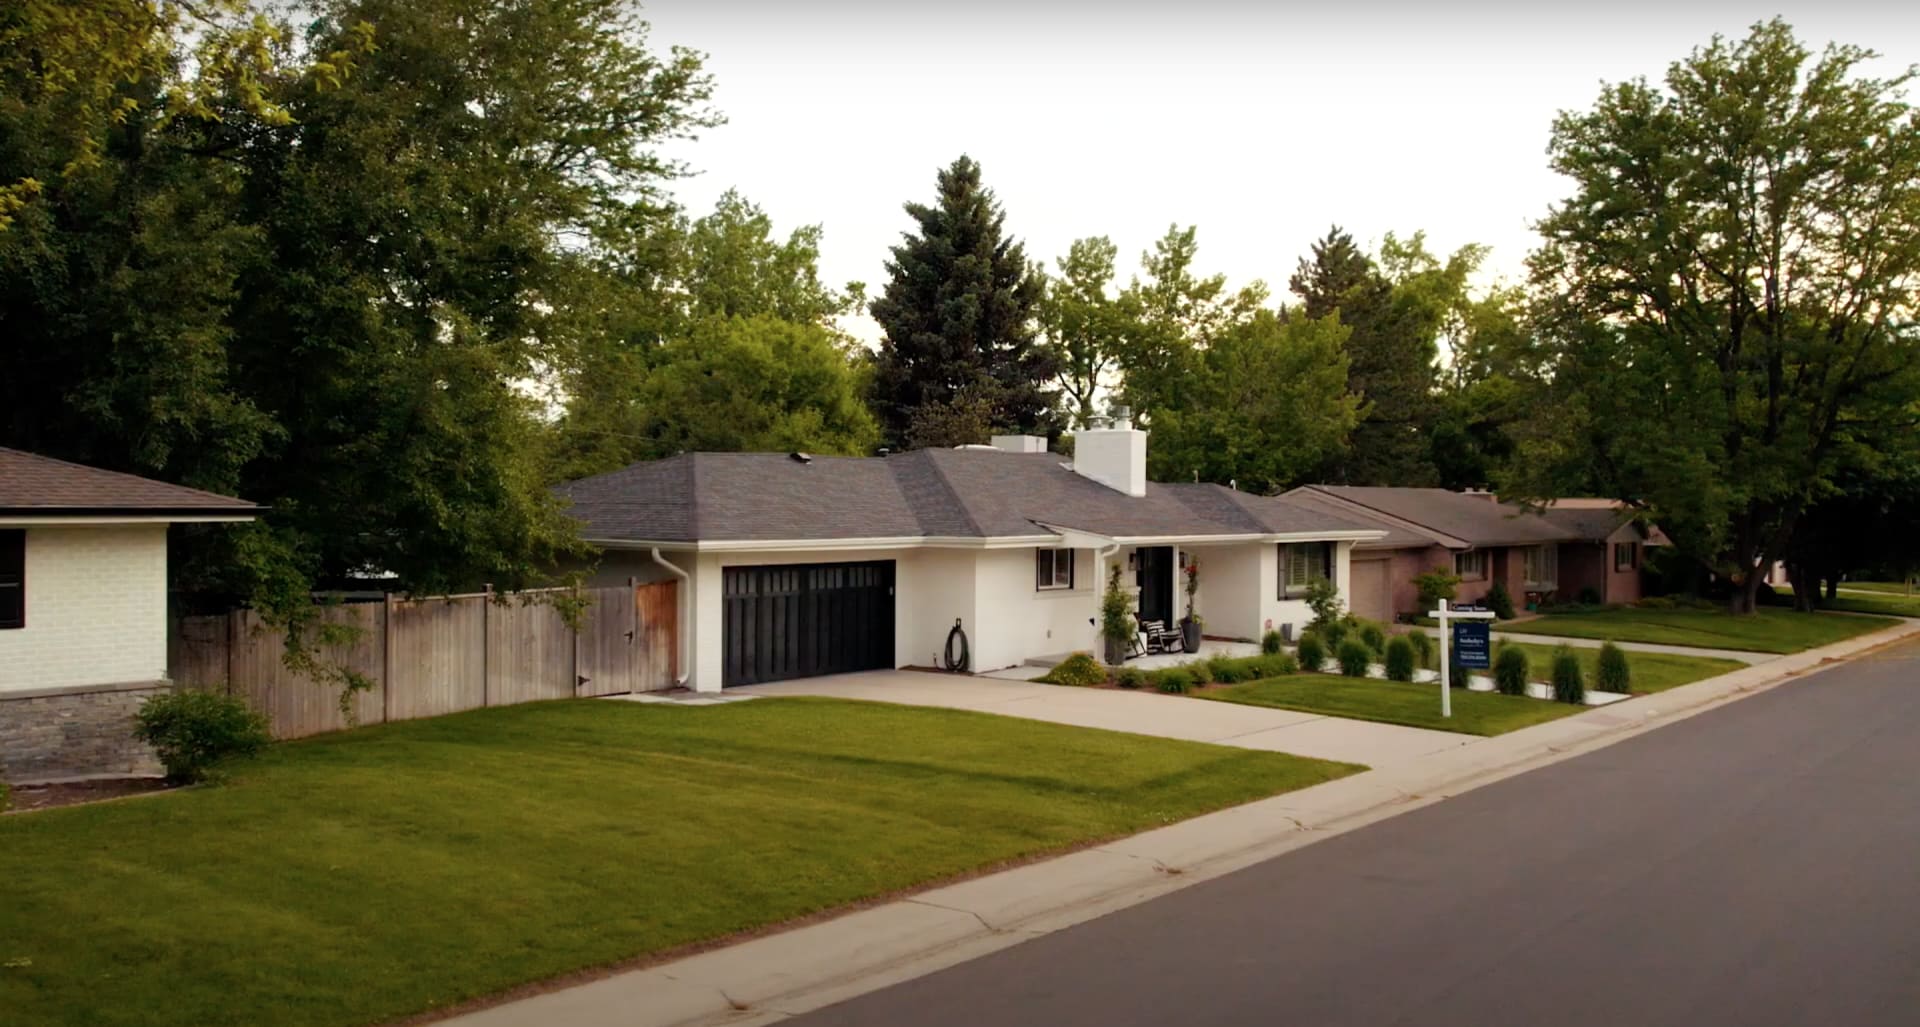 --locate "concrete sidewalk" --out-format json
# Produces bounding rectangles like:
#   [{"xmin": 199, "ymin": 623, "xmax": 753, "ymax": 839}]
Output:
[
  {"xmin": 733, "ymin": 671, "xmax": 1475, "ymax": 768},
  {"xmin": 1418, "ymin": 625, "xmax": 1778, "ymax": 664},
  {"xmin": 437, "ymin": 617, "xmax": 1920, "ymax": 1027}
]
